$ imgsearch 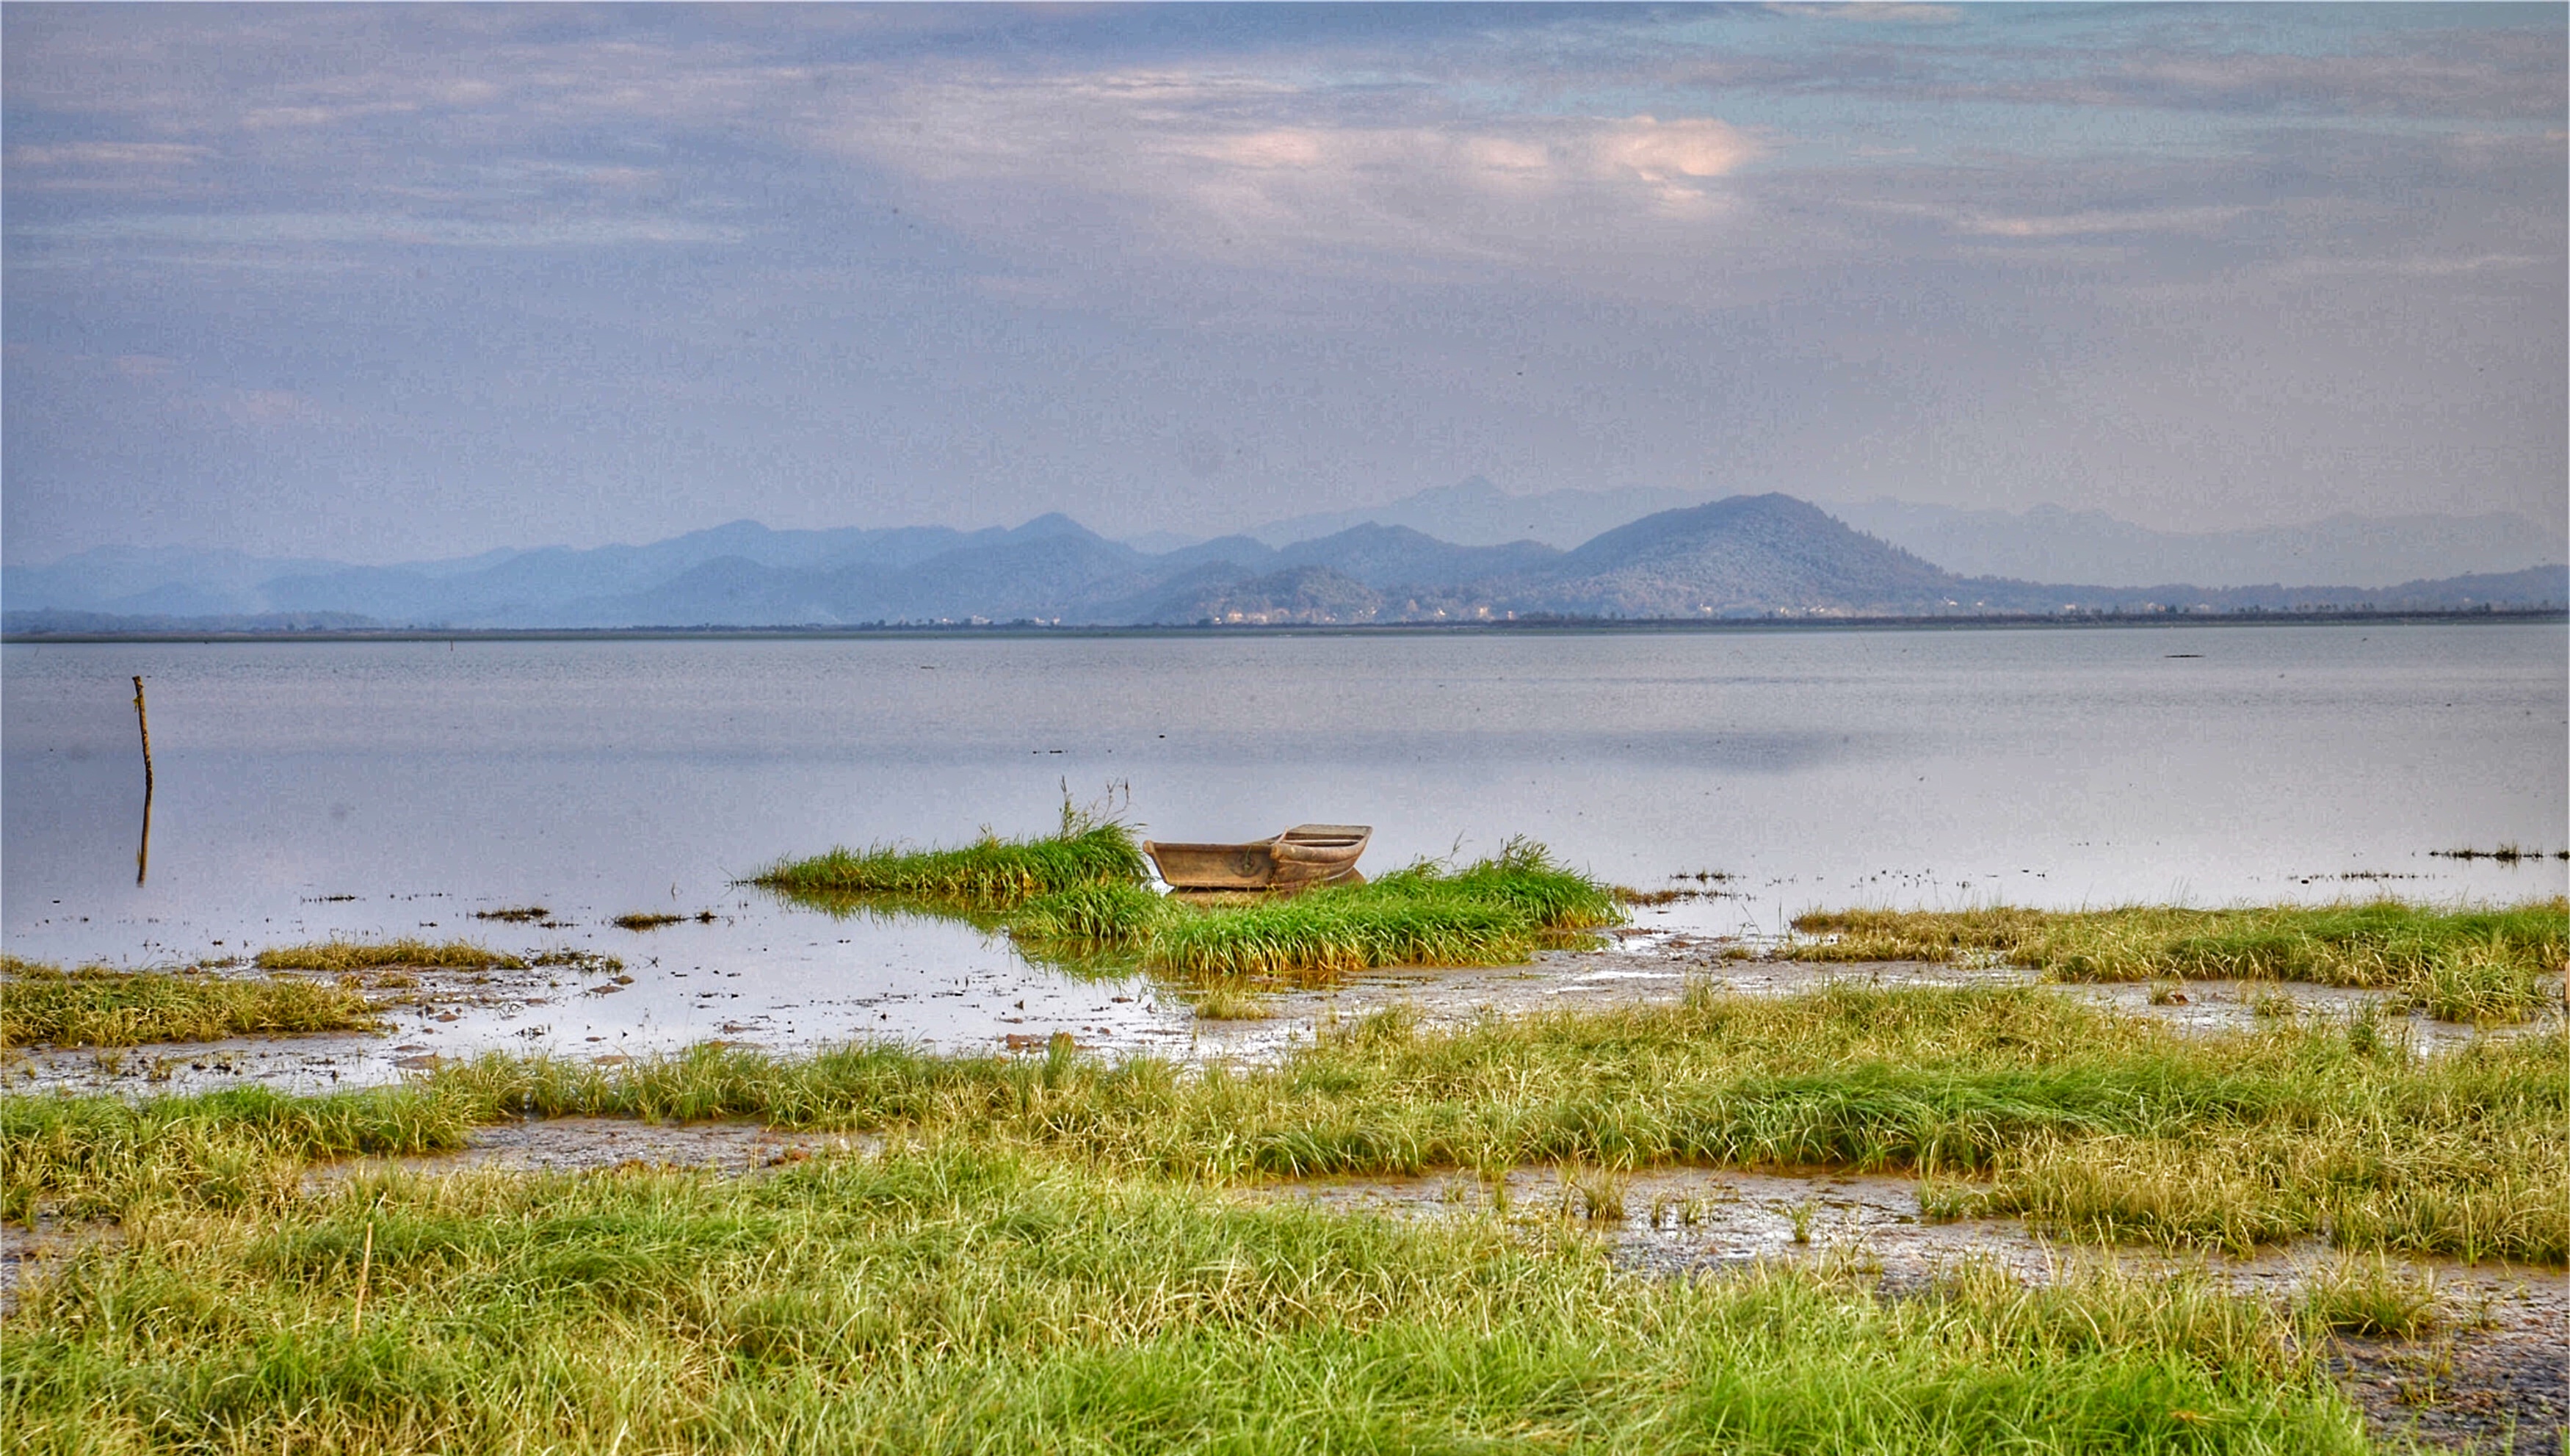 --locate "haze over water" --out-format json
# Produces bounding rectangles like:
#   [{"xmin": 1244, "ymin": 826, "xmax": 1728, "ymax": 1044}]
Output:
[{"xmin": 4, "ymin": 622, "xmax": 2563, "ymax": 1070}]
